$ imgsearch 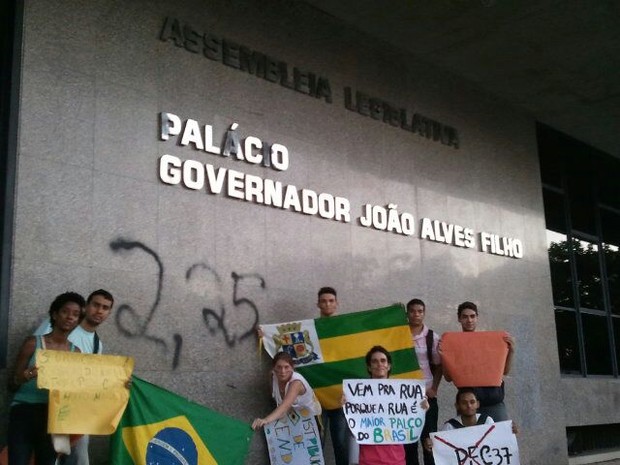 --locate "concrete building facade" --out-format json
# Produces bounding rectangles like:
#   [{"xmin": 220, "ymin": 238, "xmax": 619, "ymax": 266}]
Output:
[{"xmin": 1, "ymin": 1, "xmax": 618, "ymax": 464}]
